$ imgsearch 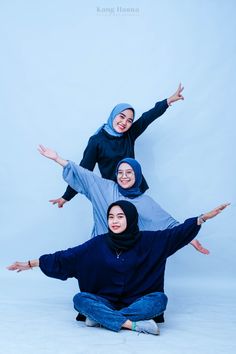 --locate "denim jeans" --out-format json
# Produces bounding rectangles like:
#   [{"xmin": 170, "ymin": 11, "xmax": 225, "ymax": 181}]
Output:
[{"xmin": 73, "ymin": 292, "xmax": 168, "ymax": 332}]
